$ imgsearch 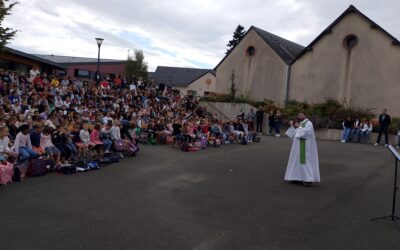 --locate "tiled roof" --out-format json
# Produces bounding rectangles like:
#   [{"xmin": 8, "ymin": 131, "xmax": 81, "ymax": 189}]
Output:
[
  {"xmin": 152, "ymin": 66, "xmax": 212, "ymax": 87},
  {"xmin": 4, "ymin": 47, "xmax": 67, "ymax": 69},
  {"xmin": 215, "ymin": 26, "xmax": 304, "ymax": 69}
]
